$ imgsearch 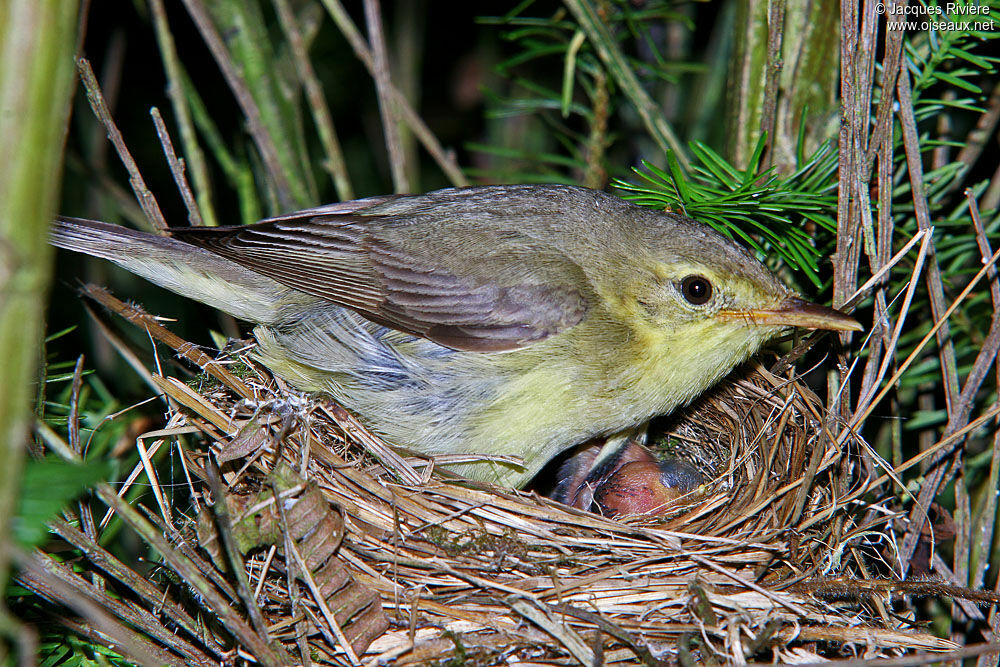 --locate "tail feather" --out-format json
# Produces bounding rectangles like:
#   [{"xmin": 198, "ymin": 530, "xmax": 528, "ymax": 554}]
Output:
[{"xmin": 51, "ymin": 217, "xmax": 303, "ymax": 324}]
